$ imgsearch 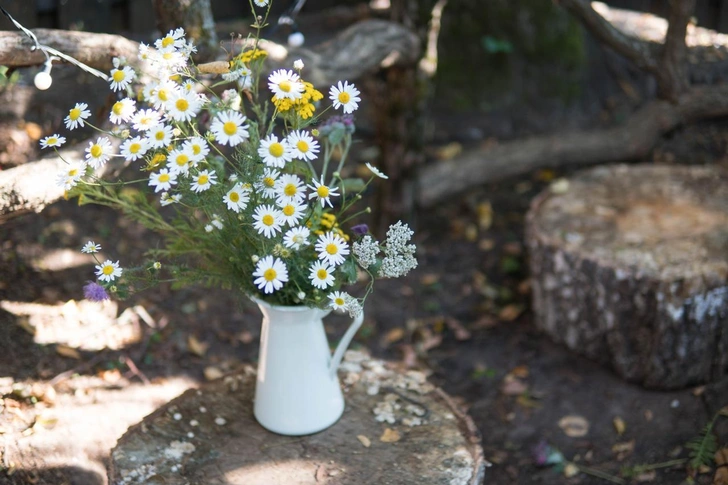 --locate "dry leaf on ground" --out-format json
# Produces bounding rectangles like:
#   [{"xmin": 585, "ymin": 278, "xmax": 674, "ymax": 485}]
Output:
[
  {"xmin": 357, "ymin": 435, "xmax": 371, "ymax": 448},
  {"xmin": 380, "ymin": 428, "xmax": 401, "ymax": 443},
  {"xmin": 187, "ymin": 335, "xmax": 209, "ymax": 357},
  {"xmin": 55, "ymin": 344, "xmax": 81, "ymax": 360},
  {"xmin": 613, "ymin": 416, "xmax": 626, "ymax": 436},
  {"xmin": 558, "ymin": 415, "xmax": 590, "ymax": 437}
]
